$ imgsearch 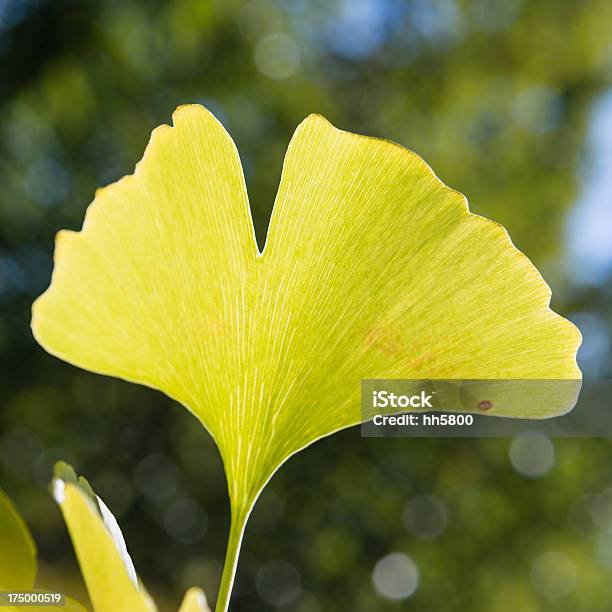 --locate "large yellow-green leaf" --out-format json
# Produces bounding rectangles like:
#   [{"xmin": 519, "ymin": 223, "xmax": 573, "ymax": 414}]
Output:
[
  {"xmin": 32, "ymin": 105, "xmax": 581, "ymax": 512},
  {"xmin": 0, "ymin": 487, "xmax": 36, "ymax": 590},
  {"xmin": 52, "ymin": 478, "xmax": 156, "ymax": 612}
]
